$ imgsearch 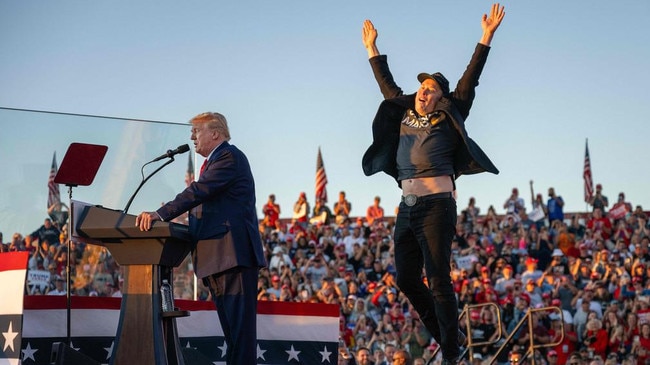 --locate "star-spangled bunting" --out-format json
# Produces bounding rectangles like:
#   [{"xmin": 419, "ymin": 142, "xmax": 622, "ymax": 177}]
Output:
[
  {"xmin": 16, "ymin": 295, "xmax": 339, "ymax": 364},
  {"xmin": 16, "ymin": 336, "xmax": 339, "ymax": 364}
]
